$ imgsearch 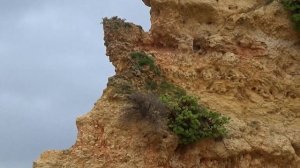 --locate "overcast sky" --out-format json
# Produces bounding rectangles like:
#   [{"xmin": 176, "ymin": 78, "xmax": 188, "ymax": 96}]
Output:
[{"xmin": 0, "ymin": 1, "xmax": 150, "ymax": 167}]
